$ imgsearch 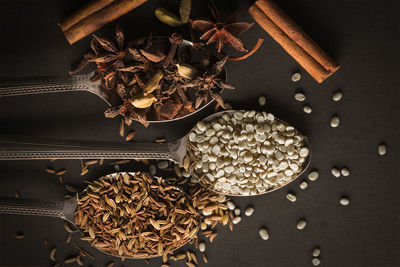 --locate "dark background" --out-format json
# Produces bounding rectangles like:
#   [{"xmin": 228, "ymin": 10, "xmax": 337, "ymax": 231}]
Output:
[{"xmin": 0, "ymin": 0, "xmax": 399, "ymax": 266}]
